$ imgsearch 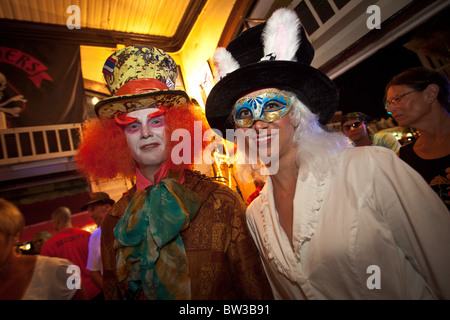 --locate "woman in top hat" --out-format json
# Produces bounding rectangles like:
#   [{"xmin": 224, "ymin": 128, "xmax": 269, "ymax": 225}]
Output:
[
  {"xmin": 205, "ymin": 8, "xmax": 450, "ymax": 299},
  {"xmin": 76, "ymin": 46, "xmax": 273, "ymax": 300}
]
